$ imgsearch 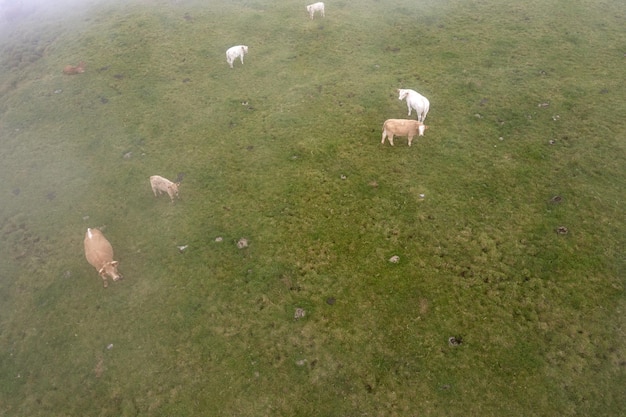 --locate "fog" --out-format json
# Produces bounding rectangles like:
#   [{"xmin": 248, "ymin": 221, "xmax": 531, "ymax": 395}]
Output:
[
  {"xmin": 0, "ymin": 0, "xmax": 170, "ymax": 35},
  {"xmin": 1, "ymin": 0, "xmax": 105, "ymax": 20}
]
